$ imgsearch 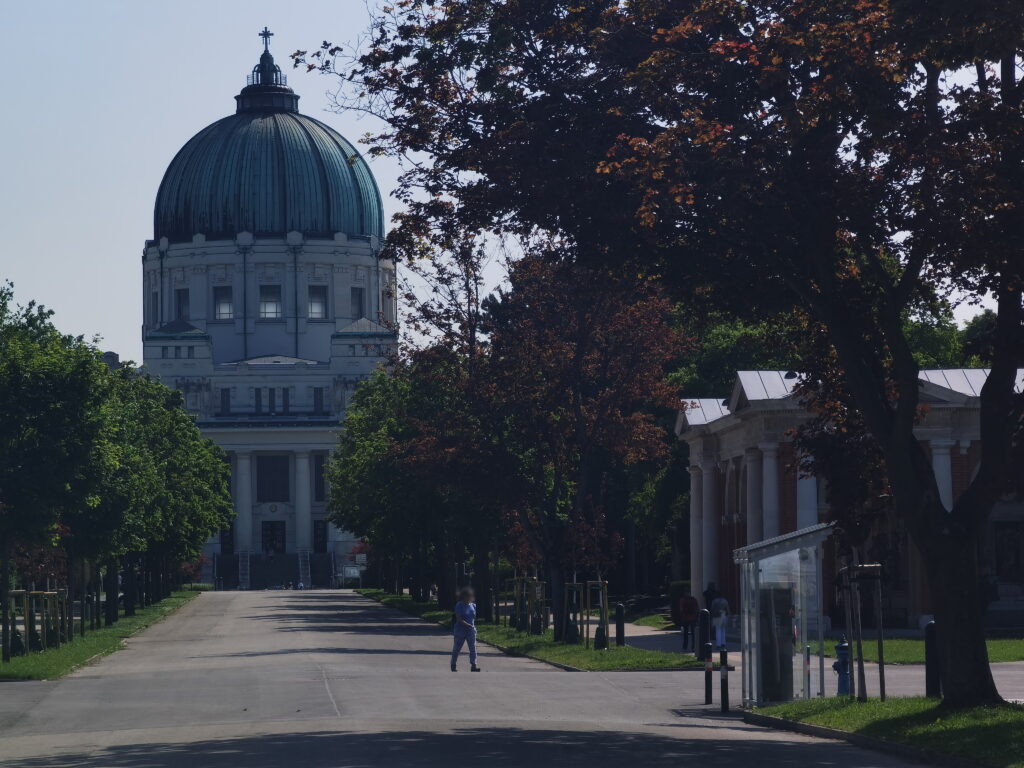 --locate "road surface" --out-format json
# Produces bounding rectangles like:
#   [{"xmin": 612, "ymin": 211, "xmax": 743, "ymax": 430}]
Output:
[{"xmin": 0, "ymin": 590, "xmax": 926, "ymax": 767}]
